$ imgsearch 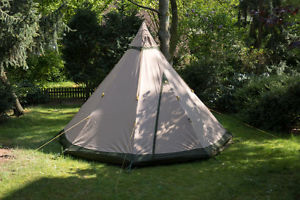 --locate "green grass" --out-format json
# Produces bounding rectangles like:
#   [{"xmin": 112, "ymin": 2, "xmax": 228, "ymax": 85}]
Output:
[
  {"xmin": 42, "ymin": 81, "xmax": 83, "ymax": 88},
  {"xmin": 0, "ymin": 105, "xmax": 299, "ymax": 200}
]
